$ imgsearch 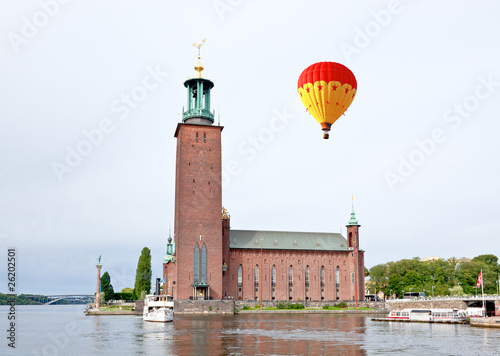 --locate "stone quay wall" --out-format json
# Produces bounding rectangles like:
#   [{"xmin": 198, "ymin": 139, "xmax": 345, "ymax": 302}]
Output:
[
  {"xmin": 386, "ymin": 299, "xmax": 468, "ymax": 310},
  {"xmin": 175, "ymin": 300, "xmax": 235, "ymax": 315},
  {"xmin": 235, "ymin": 300, "xmax": 387, "ymax": 309}
]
